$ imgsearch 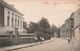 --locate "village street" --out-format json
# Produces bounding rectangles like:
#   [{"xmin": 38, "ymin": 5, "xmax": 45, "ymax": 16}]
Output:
[
  {"xmin": 0, "ymin": 0, "xmax": 80, "ymax": 51},
  {"xmin": 4, "ymin": 38, "xmax": 74, "ymax": 51}
]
